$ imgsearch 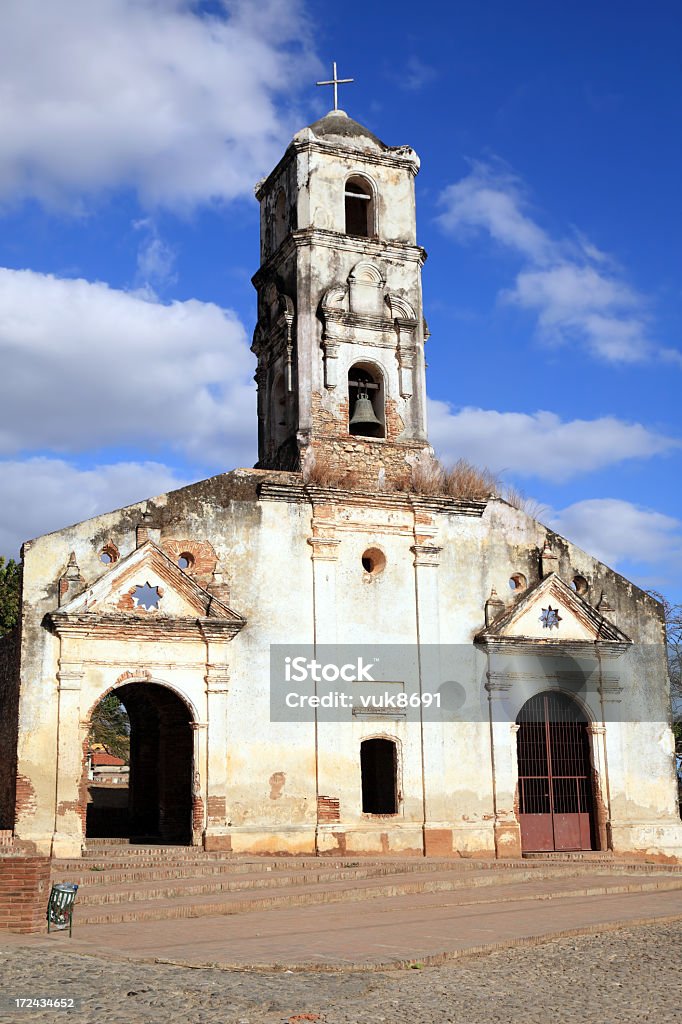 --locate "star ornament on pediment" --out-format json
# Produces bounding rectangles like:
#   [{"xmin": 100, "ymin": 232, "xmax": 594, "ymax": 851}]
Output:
[
  {"xmin": 132, "ymin": 582, "xmax": 160, "ymax": 611},
  {"xmin": 540, "ymin": 605, "xmax": 562, "ymax": 630}
]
